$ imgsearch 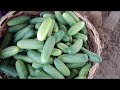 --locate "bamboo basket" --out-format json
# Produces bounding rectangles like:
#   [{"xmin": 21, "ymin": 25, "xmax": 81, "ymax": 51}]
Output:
[{"xmin": 0, "ymin": 11, "xmax": 102, "ymax": 79}]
